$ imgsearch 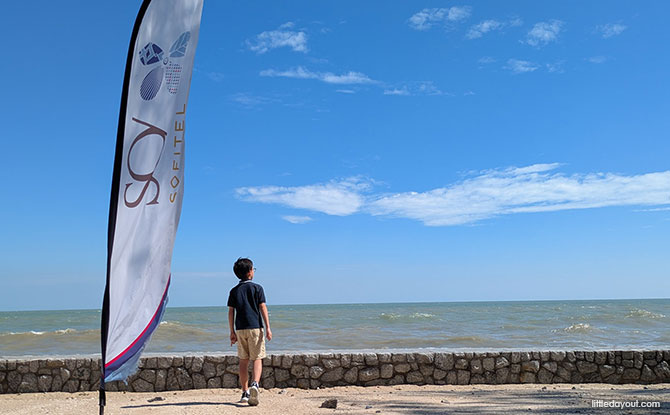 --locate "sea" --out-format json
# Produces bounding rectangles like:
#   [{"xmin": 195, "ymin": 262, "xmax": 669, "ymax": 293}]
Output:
[{"xmin": 1, "ymin": 299, "xmax": 668, "ymax": 358}]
